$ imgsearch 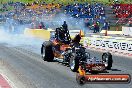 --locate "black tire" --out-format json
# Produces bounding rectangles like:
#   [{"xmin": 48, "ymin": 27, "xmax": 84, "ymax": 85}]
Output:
[
  {"xmin": 102, "ymin": 52, "xmax": 113, "ymax": 70},
  {"xmin": 41, "ymin": 44, "xmax": 45, "ymax": 58},
  {"xmin": 76, "ymin": 73, "xmax": 86, "ymax": 85},
  {"xmin": 69, "ymin": 53, "xmax": 79, "ymax": 72},
  {"xmin": 41, "ymin": 41, "xmax": 54, "ymax": 62}
]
